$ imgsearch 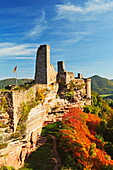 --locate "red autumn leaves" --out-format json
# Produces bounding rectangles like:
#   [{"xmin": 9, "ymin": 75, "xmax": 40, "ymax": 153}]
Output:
[{"xmin": 60, "ymin": 108, "xmax": 113, "ymax": 169}]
